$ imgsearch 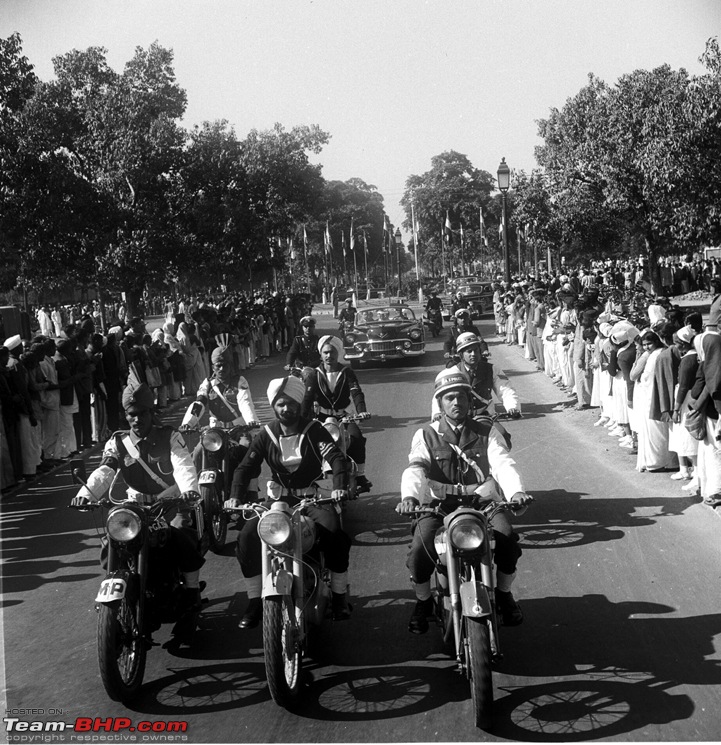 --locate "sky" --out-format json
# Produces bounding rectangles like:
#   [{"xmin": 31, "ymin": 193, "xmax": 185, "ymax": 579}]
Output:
[{"xmin": 3, "ymin": 0, "xmax": 721, "ymax": 229}]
